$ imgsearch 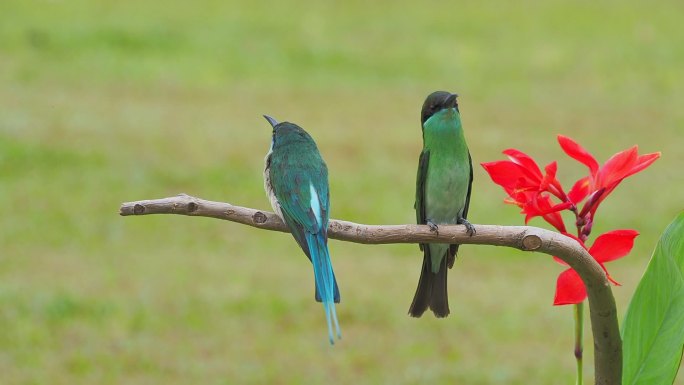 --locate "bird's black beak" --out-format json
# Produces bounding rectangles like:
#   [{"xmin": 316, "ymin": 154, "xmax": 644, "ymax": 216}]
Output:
[
  {"xmin": 263, "ymin": 115, "xmax": 279, "ymax": 128},
  {"xmin": 444, "ymin": 93, "xmax": 458, "ymax": 108}
]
